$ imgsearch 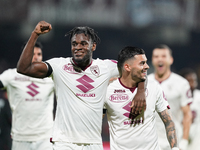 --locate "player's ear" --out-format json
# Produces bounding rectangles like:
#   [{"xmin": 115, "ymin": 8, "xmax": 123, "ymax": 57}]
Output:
[
  {"xmin": 169, "ymin": 56, "xmax": 174, "ymax": 65},
  {"xmin": 124, "ymin": 63, "xmax": 131, "ymax": 72},
  {"xmin": 92, "ymin": 43, "xmax": 96, "ymax": 51}
]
